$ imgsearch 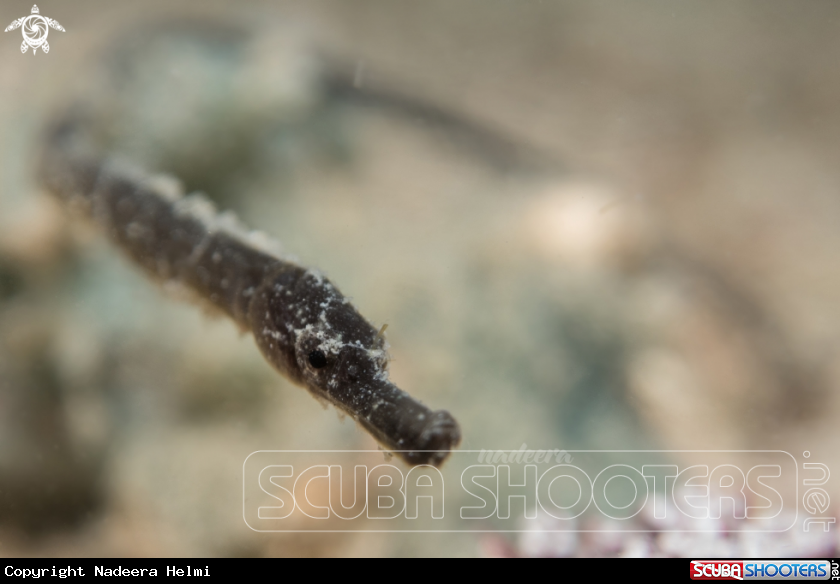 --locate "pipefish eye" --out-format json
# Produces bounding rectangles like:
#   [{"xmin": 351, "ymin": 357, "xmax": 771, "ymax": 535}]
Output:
[{"xmin": 308, "ymin": 349, "xmax": 327, "ymax": 369}]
